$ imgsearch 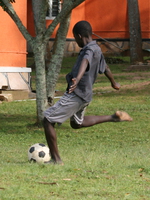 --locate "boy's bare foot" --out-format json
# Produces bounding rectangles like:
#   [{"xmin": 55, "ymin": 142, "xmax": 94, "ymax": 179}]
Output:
[{"xmin": 113, "ymin": 111, "xmax": 133, "ymax": 122}]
